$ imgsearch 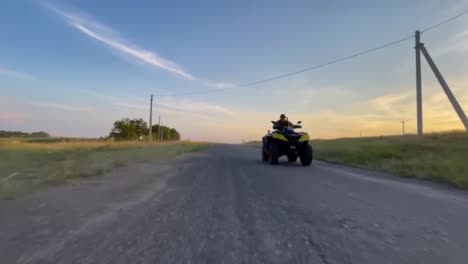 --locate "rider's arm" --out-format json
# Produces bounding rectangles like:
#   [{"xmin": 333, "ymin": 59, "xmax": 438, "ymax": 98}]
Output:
[{"xmin": 272, "ymin": 120, "xmax": 281, "ymax": 129}]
